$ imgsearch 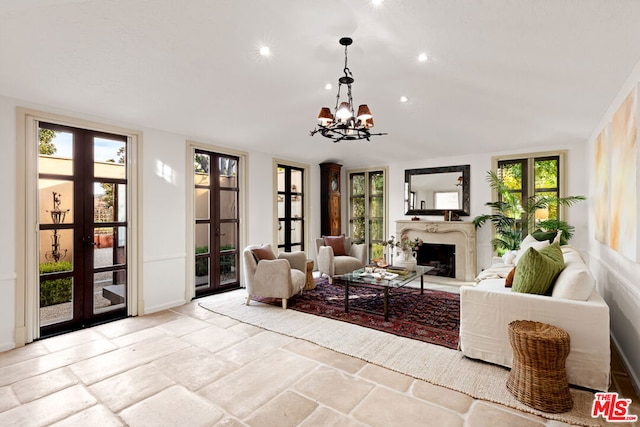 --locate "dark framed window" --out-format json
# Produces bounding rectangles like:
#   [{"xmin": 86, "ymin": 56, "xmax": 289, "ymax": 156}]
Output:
[
  {"xmin": 497, "ymin": 154, "xmax": 561, "ymax": 238},
  {"xmin": 277, "ymin": 164, "xmax": 305, "ymax": 253},
  {"xmin": 349, "ymin": 169, "xmax": 385, "ymax": 262}
]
